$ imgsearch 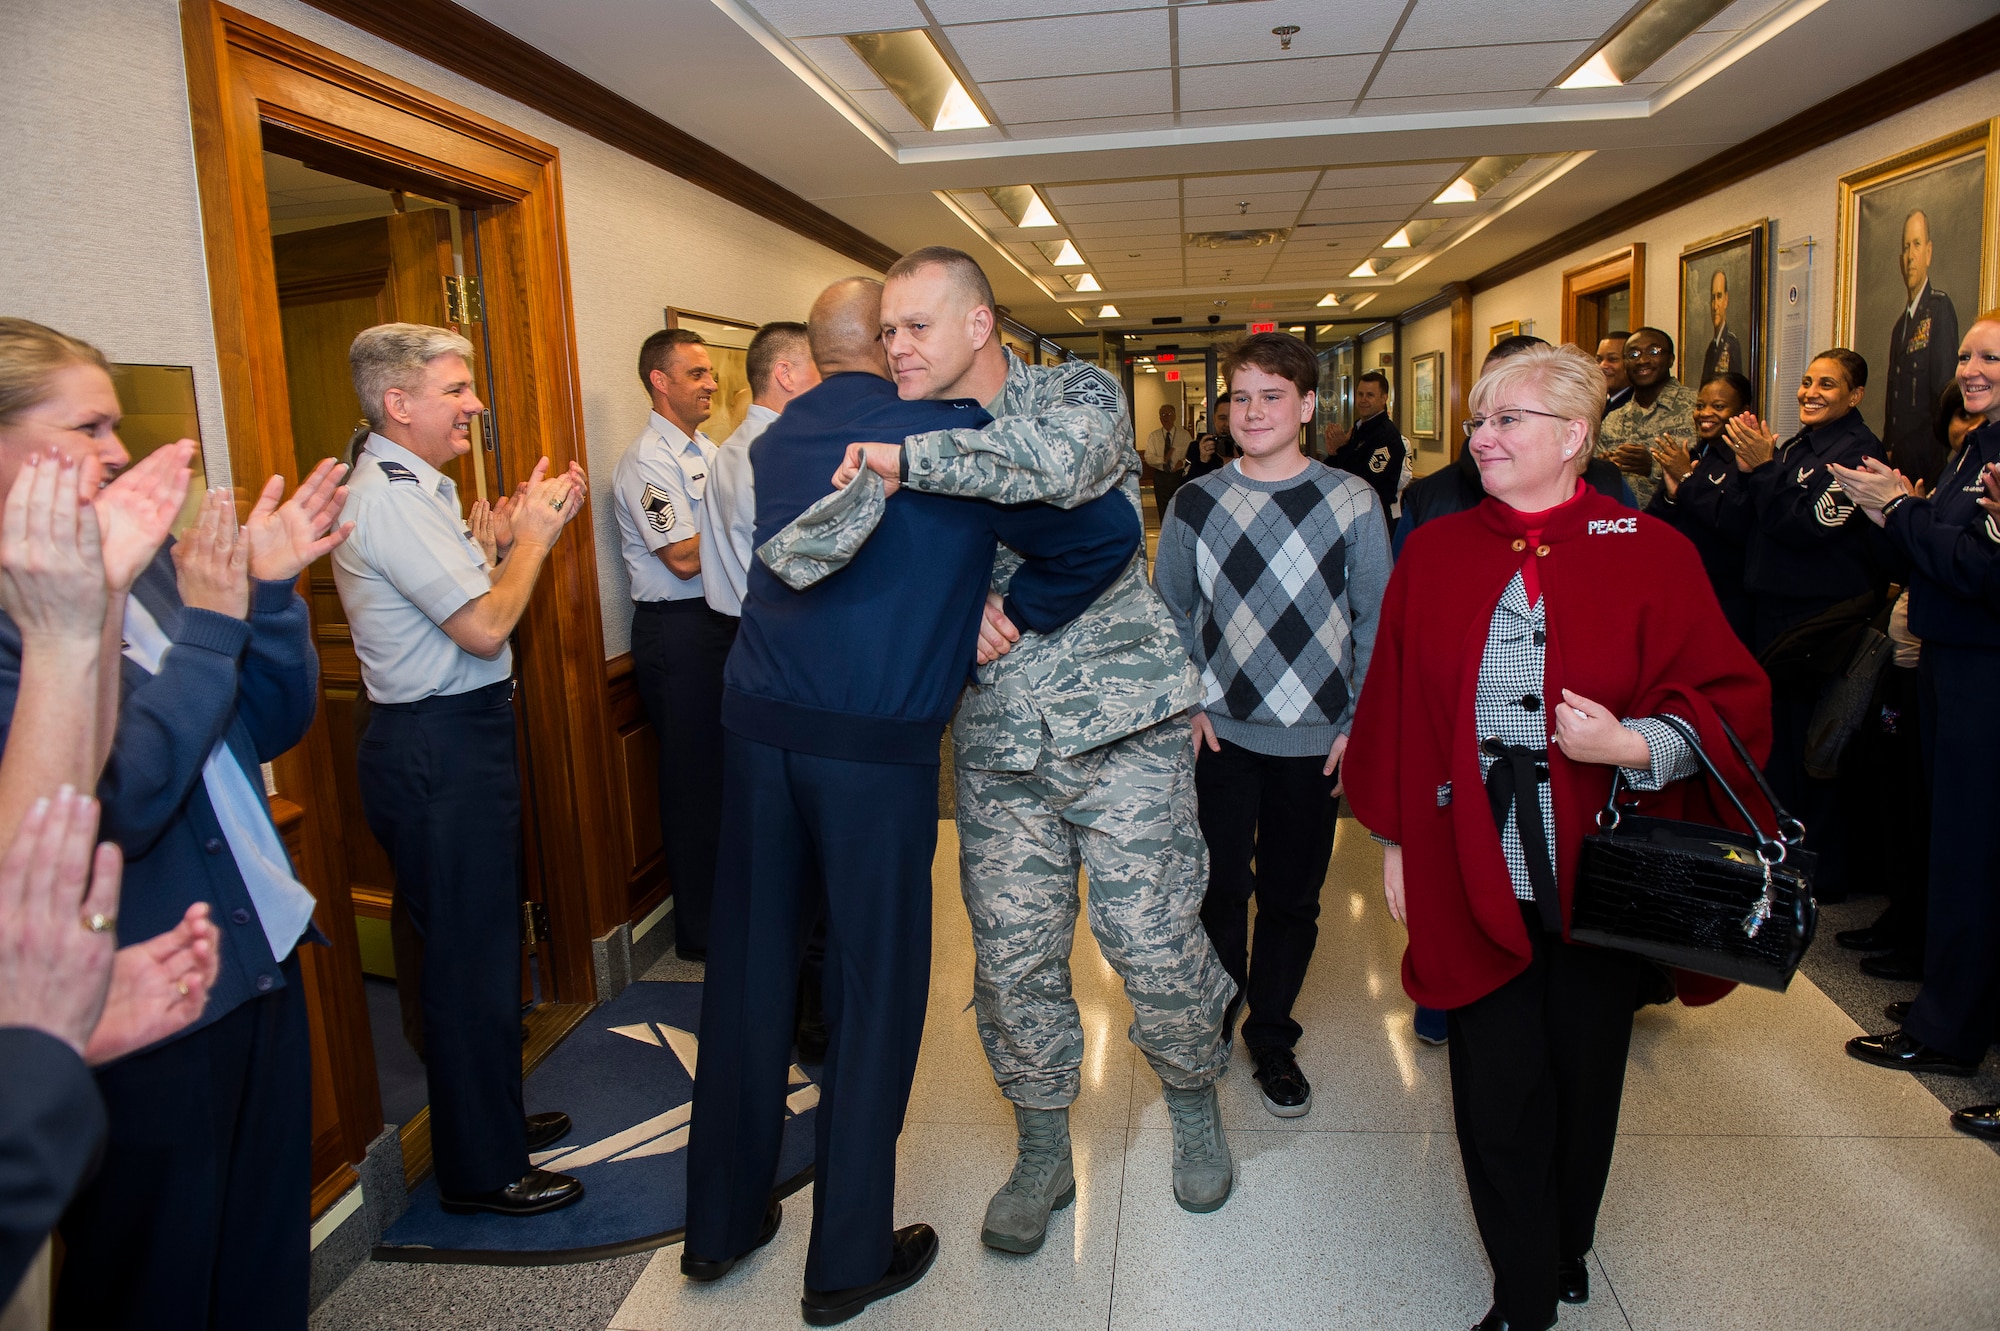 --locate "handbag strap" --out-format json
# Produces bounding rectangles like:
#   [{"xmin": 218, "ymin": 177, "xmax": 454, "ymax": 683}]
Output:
[
  {"xmin": 1709, "ymin": 715, "xmax": 1807, "ymax": 846},
  {"xmin": 1598, "ymin": 713, "xmax": 1791, "ymax": 864}
]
